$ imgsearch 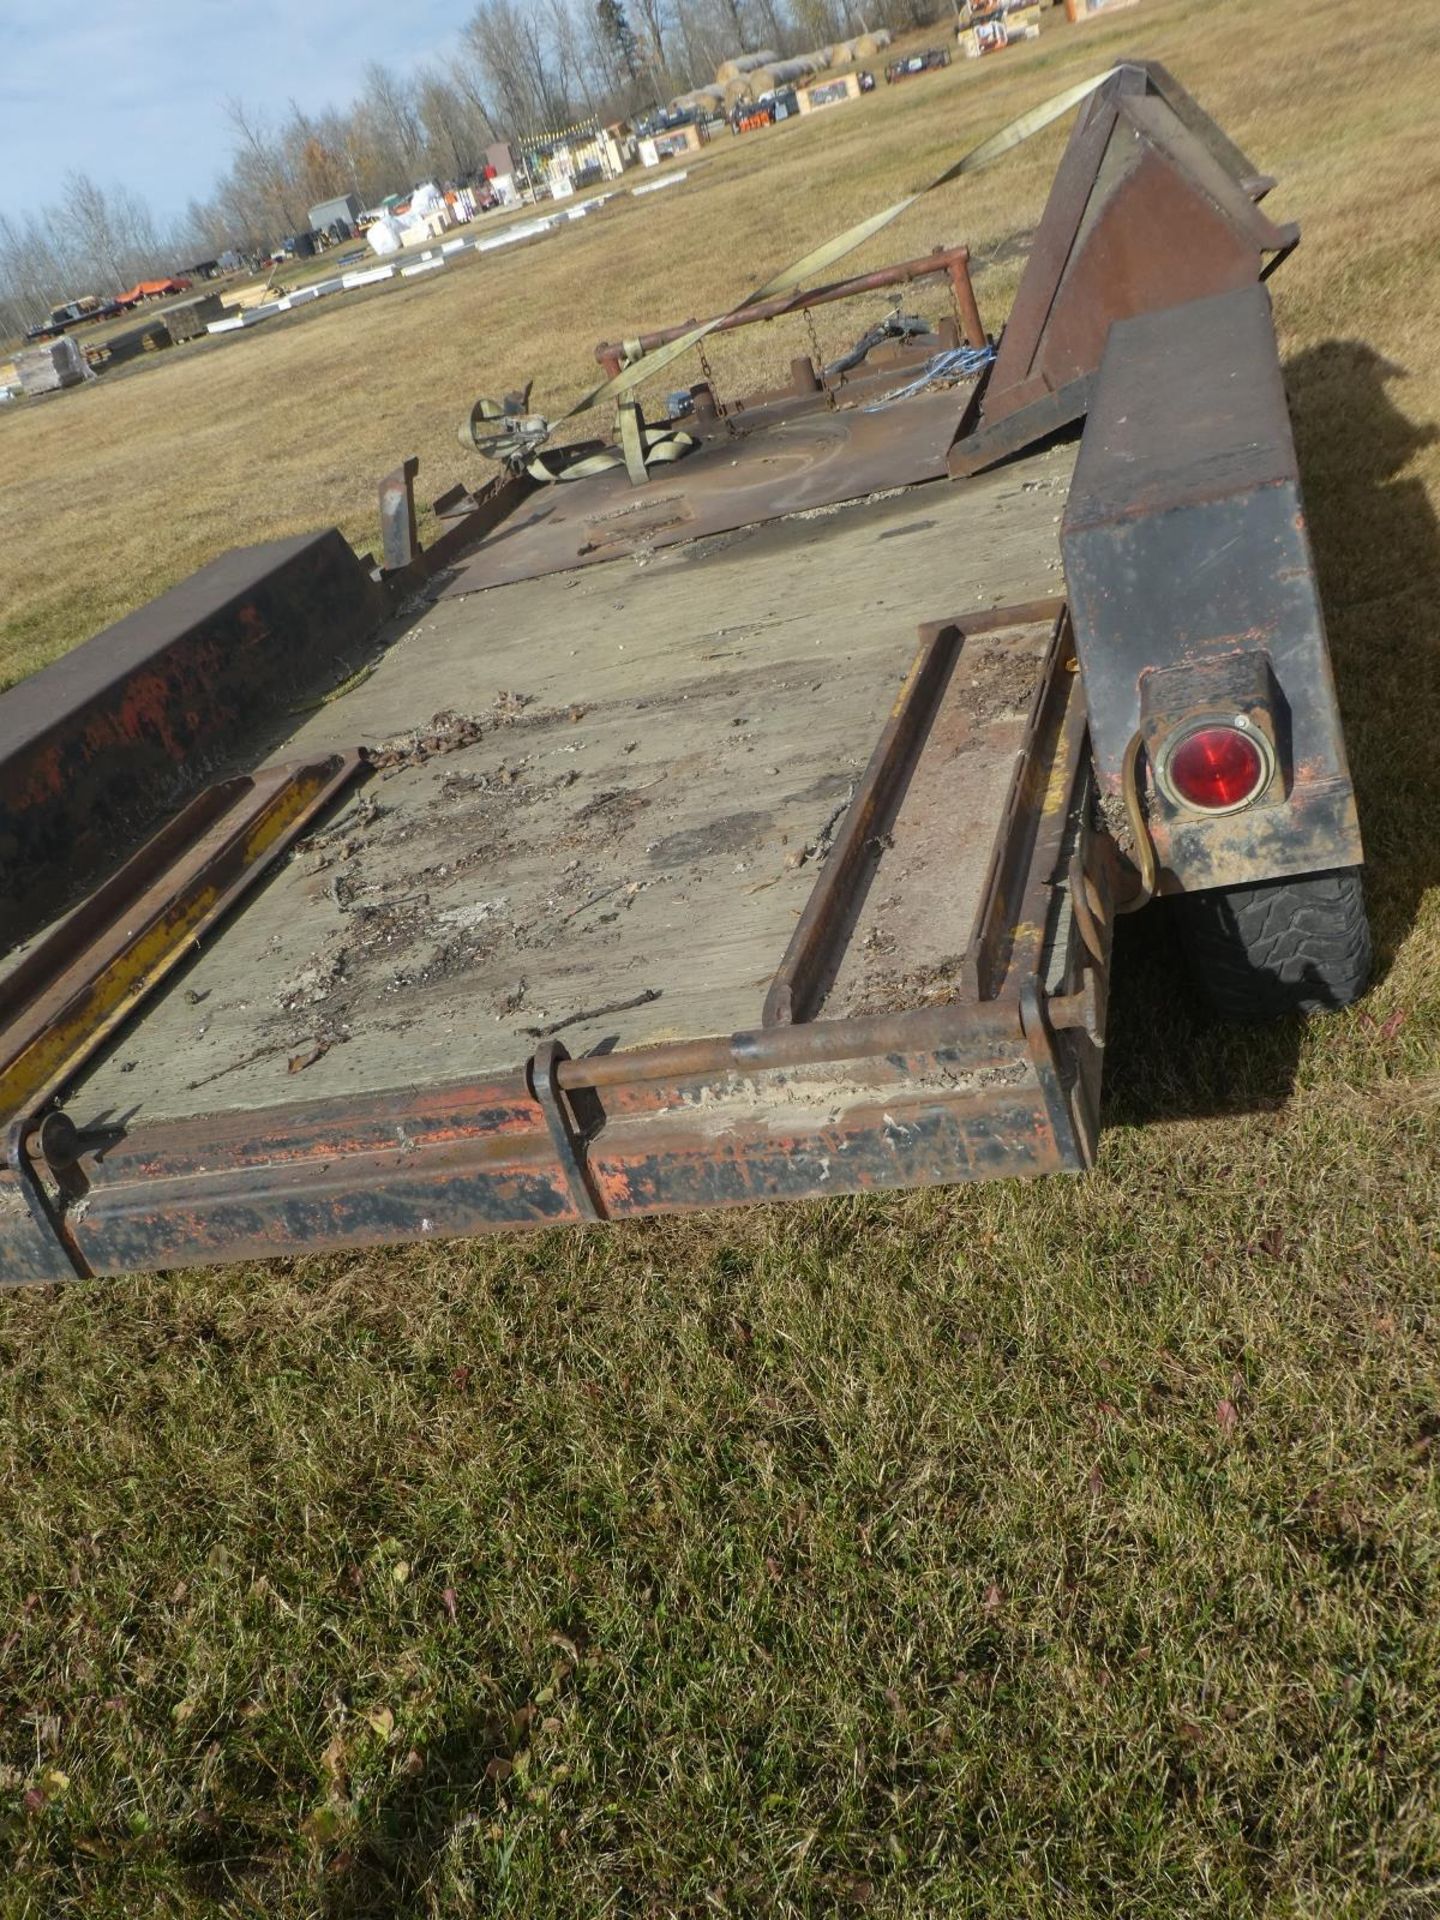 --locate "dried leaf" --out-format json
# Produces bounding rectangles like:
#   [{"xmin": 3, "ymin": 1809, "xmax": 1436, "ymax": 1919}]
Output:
[
  {"xmin": 321, "ymin": 1732, "xmax": 347, "ymax": 1786},
  {"xmin": 441, "ymin": 1587, "xmax": 458, "ymax": 1620},
  {"xmin": 22, "ymin": 1788, "xmax": 46, "ymax": 1815},
  {"xmin": 1216, "ymin": 1398, "xmax": 1240, "ymax": 1437},
  {"xmin": 288, "ymin": 1040, "xmax": 330, "ymax": 1074},
  {"xmin": 401, "ymin": 1747, "xmax": 425, "ymax": 1777},
  {"xmin": 1381, "ymin": 1008, "xmax": 1407, "ymax": 1040},
  {"xmin": 366, "ymin": 1707, "xmax": 395, "ymax": 1741},
  {"xmin": 983, "ymin": 1582, "xmax": 1002, "ymax": 1614},
  {"xmin": 1087, "ymin": 1463, "xmax": 1105, "ymax": 1498},
  {"xmin": 485, "ymin": 1756, "xmax": 513, "ymax": 1784},
  {"xmin": 301, "ymin": 1804, "xmax": 346, "ymax": 1845}
]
